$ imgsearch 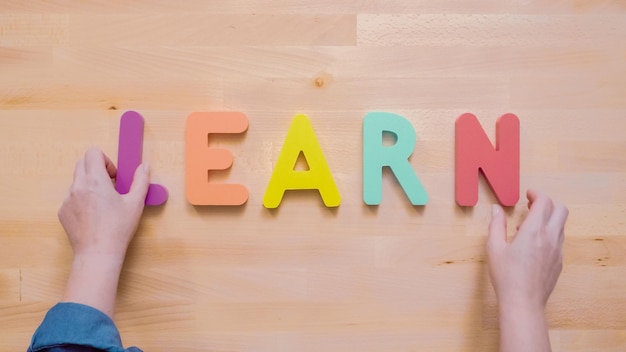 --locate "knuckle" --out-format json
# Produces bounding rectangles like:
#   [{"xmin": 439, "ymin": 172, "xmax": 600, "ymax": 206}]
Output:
[
  {"xmin": 530, "ymin": 195, "xmax": 550, "ymax": 213},
  {"xmin": 69, "ymin": 184, "xmax": 80, "ymax": 196},
  {"xmin": 562, "ymin": 205, "xmax": 570, "ymax": 217},
  {"xmin": 86, "ymin": 146, "xmax": 101, "ymax": 156},
  {"xmin": 70, "ymin": 182, "xmax": 94, "ymax": 198},
  {"xmin": 554, "ymin": 200, "xmax": 567, "ymax": 211}
]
